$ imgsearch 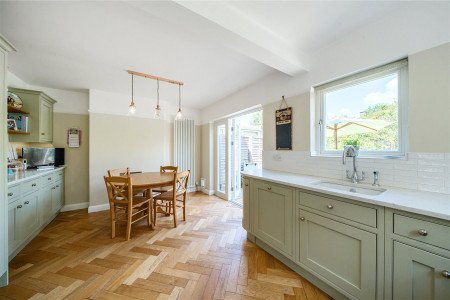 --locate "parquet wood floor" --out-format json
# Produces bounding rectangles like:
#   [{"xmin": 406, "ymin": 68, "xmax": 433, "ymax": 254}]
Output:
[{"xmin": 0, "ymin": 193, "xmax": 332, "ymax": 300}]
